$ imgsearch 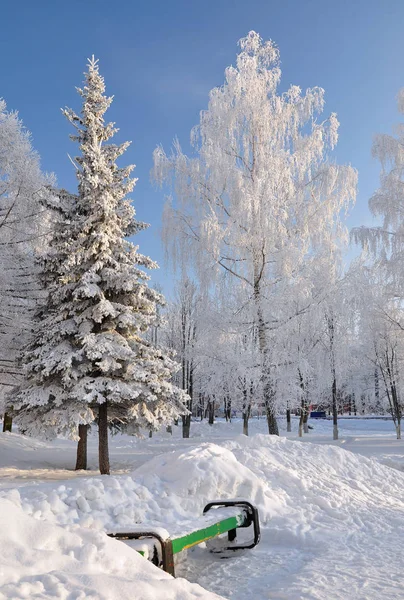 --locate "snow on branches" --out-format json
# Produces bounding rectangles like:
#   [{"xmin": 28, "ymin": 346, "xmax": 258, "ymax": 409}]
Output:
[
  {"xmin": 0, "ymin": 101, "xmax": 50, "ymax": 410},
  {"xmin": 9, "ymin": 59, "xmax": 187, "ymax": 470},
  {"xmin": 153, "ymin": 31, "xmax": 357, "ymax": 435}
]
